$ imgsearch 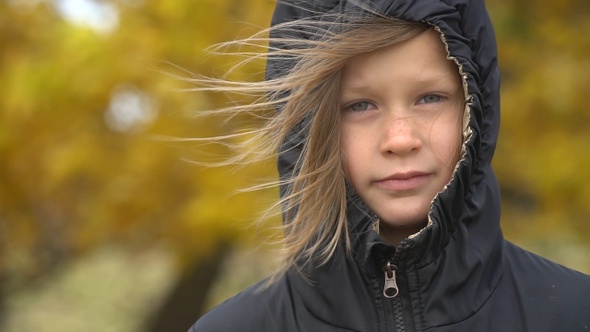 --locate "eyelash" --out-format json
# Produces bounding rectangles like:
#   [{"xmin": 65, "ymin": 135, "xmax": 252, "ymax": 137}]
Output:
[
  {"xmin": 345, "ymin": 101, "xmax": 375, "ymax": 112},
  {"xmin": 342, "ymin": 93, "xmax": 449, "ymax": 114},
  {"xmin": 417, "ymin": 94, "xmax": 446, "ymax": 104}
]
